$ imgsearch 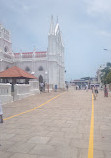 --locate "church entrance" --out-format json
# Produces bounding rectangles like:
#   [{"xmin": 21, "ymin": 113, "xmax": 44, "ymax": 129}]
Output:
[
  {"xmin": 39, "ymin": 75, "xmax": 44, "ymax": 91},
  {"xmin": 39, "ymin": 75, "xmax": 43, "ymax": 83}
]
